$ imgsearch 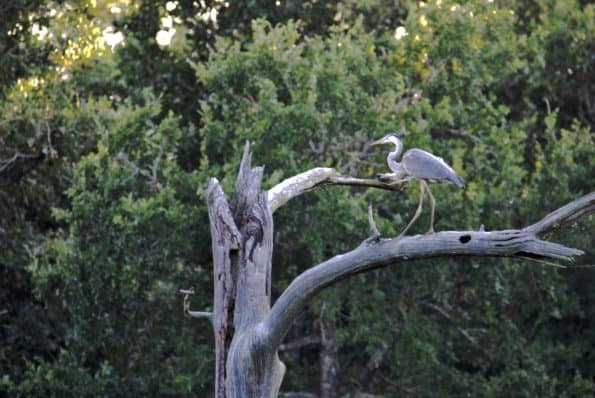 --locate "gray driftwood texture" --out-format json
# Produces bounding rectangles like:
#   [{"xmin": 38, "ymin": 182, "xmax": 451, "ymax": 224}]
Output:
[{"xmin": 199, "ymin": 142, "xmax": 593, "ymax": 398}]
